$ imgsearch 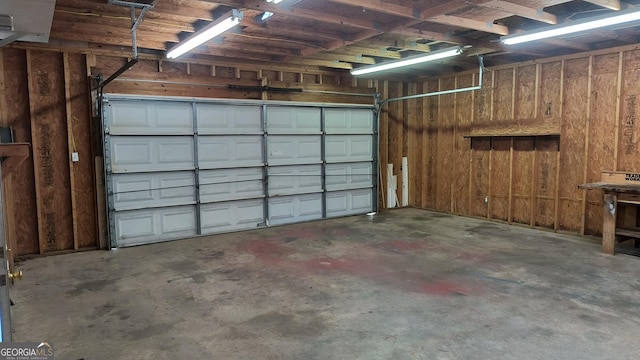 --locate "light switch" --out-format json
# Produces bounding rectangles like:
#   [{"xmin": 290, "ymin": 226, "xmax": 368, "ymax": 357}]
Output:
[{"xmin": 72, "ymin": 152, "xmax": 79, "ymax": 163}]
